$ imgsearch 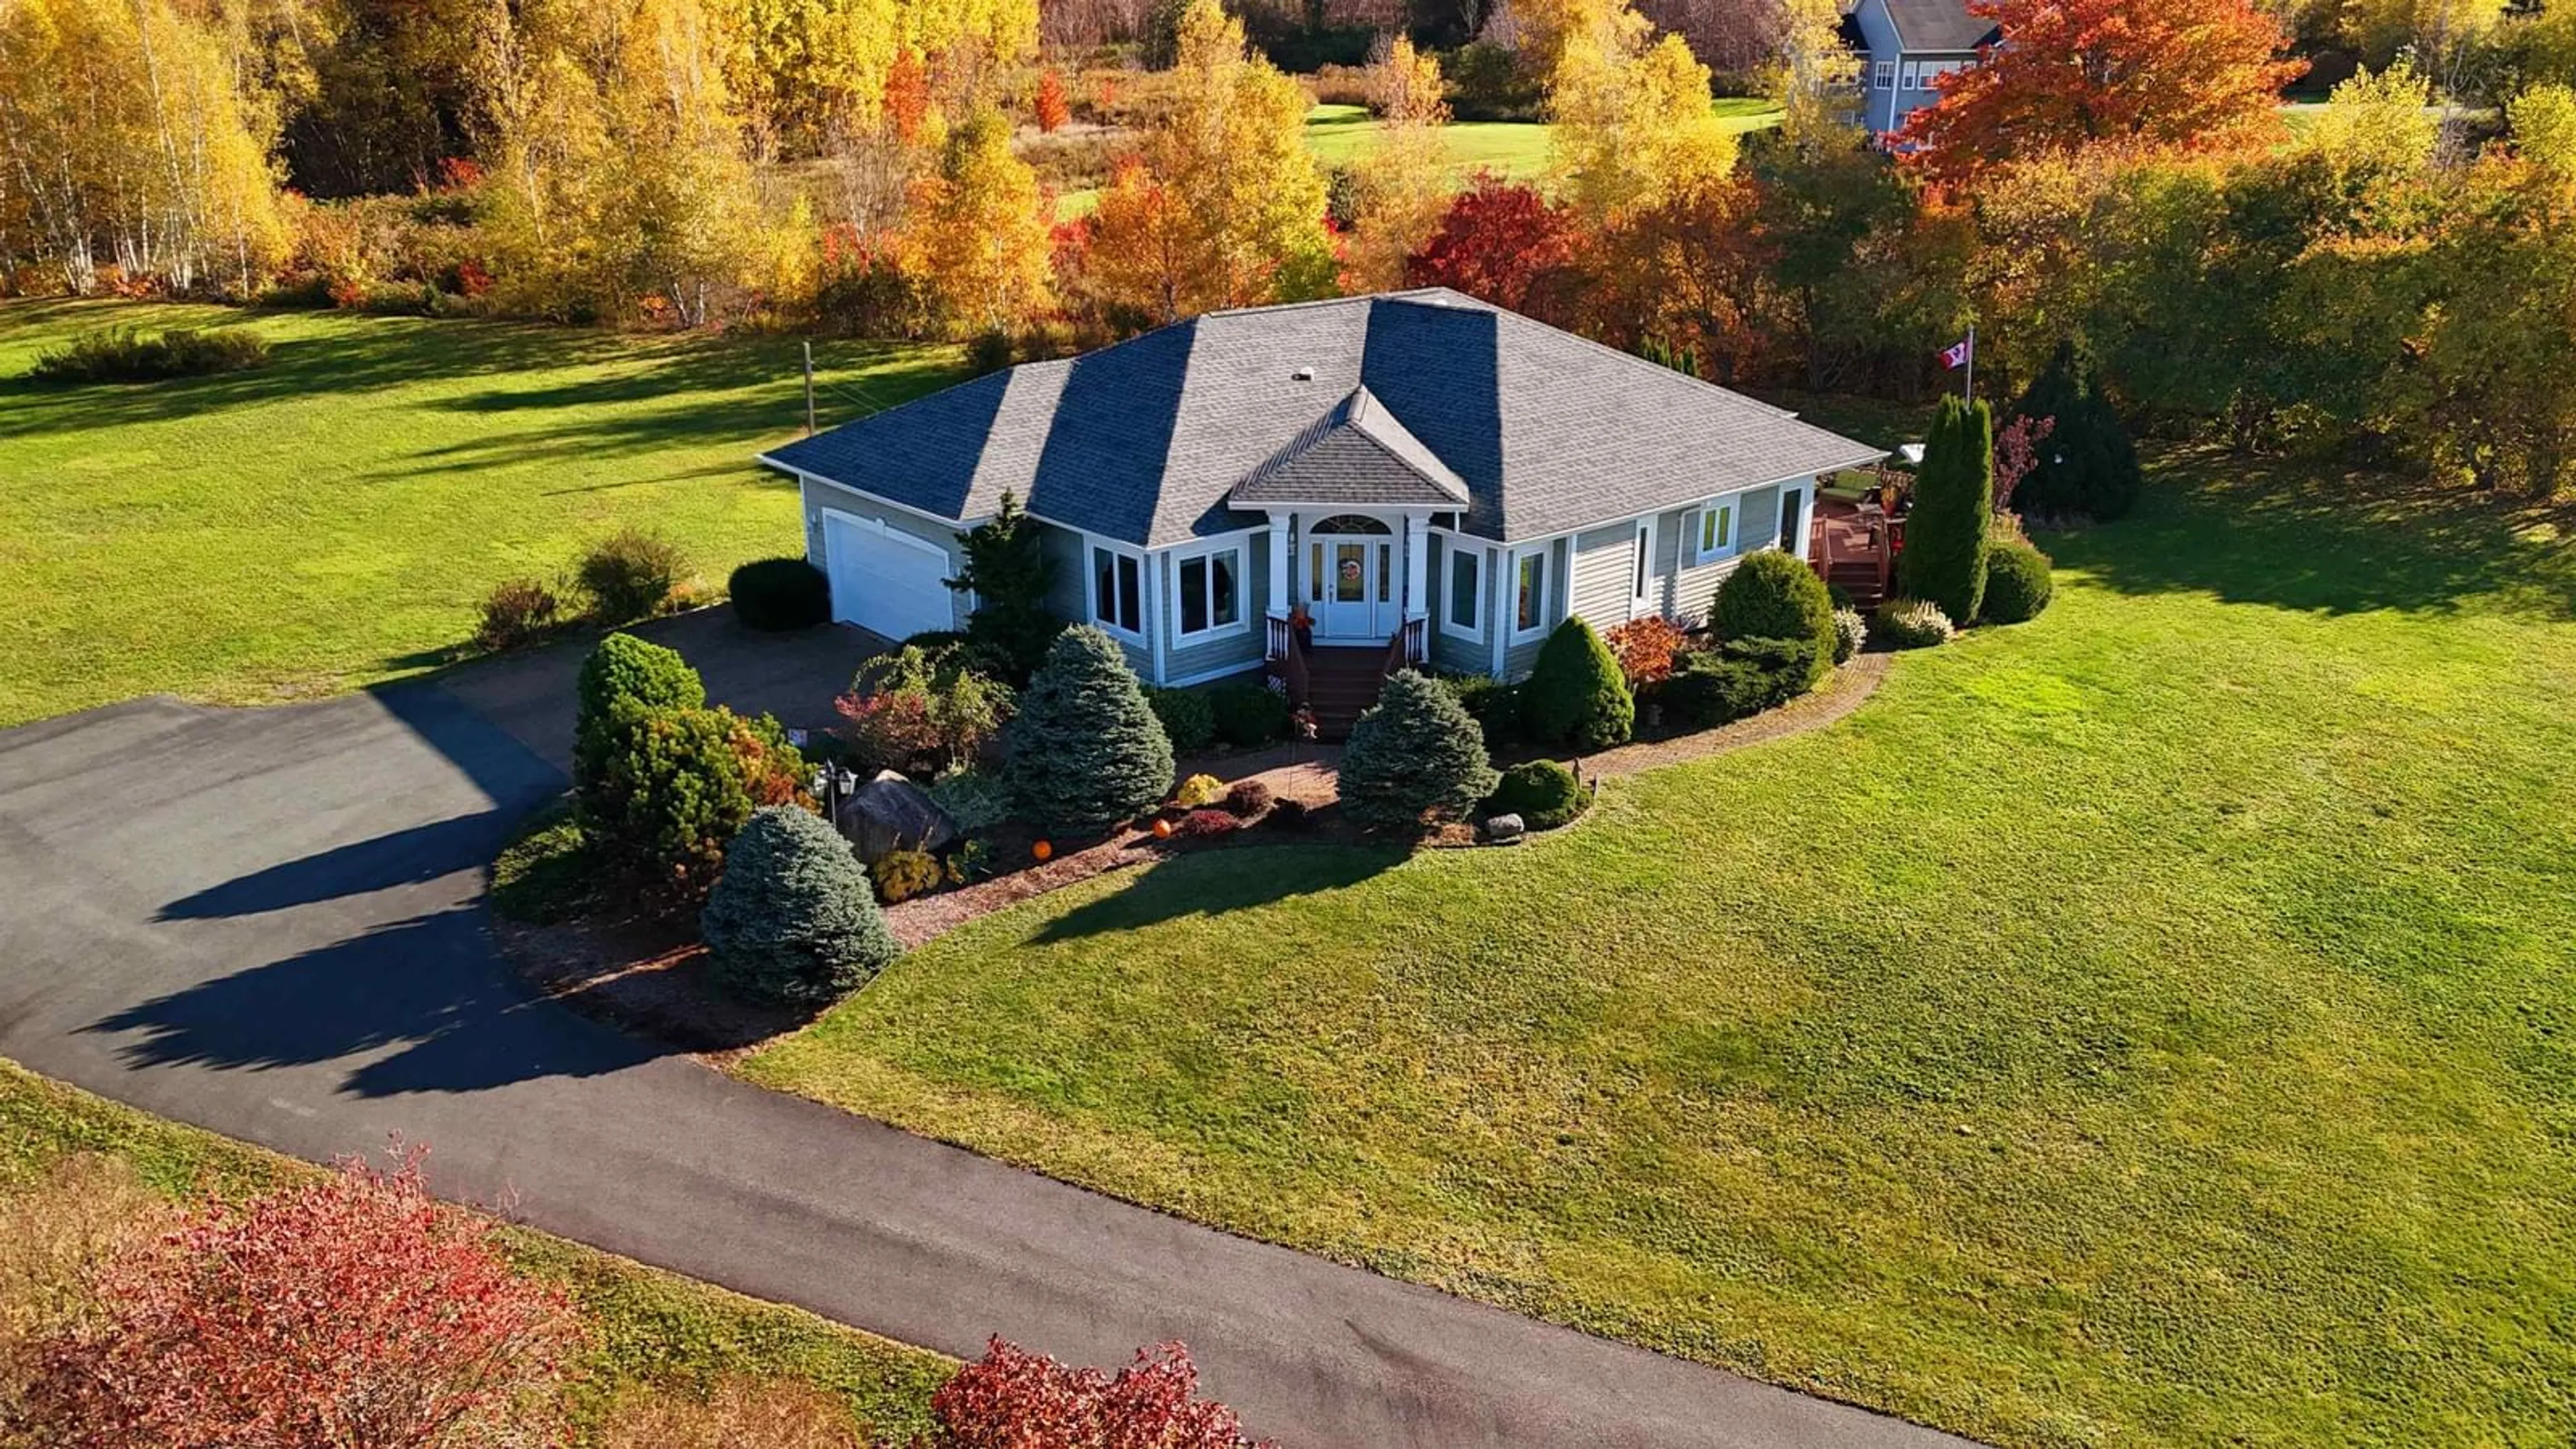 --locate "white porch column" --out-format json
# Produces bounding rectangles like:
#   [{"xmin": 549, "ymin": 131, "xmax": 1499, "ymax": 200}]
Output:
[
  {"xmin": 1403, "ymin": 515, "xmax": 1430, "ymax": 619},
  {"xmin": 1267, "ymin": 512, "xmax": 1292, "ymax": 616},
  {"xmin": 1786, "ymin": 486, "xmax": 1814, "ymax": 562}
]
